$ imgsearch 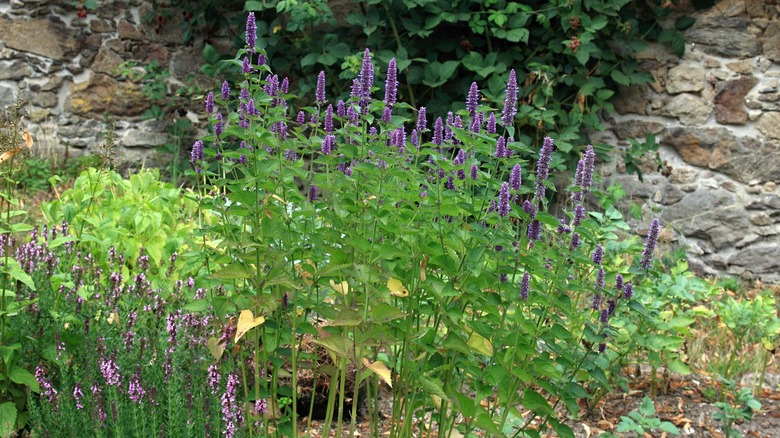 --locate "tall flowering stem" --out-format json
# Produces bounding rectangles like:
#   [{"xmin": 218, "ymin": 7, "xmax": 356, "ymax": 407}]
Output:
[{"xmin": 640, "ymin": 218, "xmax": 661, "ymax": 269}]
